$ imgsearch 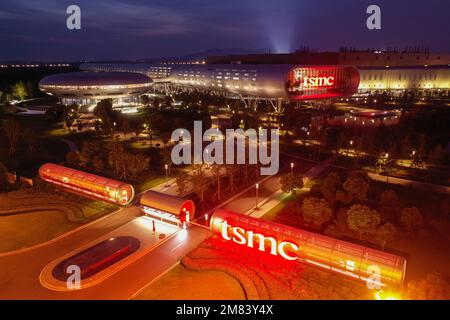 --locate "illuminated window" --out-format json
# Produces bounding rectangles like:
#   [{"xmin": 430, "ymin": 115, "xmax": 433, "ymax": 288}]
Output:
[{"xmin": 346, "ymin": 260, "xmax": 355, "ymax": 271}]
